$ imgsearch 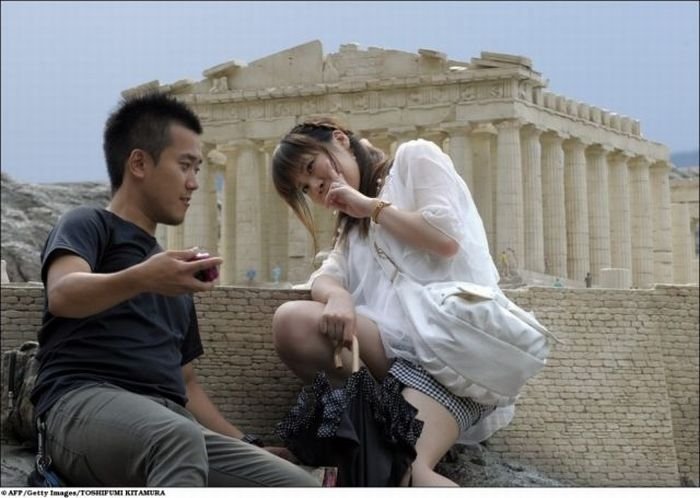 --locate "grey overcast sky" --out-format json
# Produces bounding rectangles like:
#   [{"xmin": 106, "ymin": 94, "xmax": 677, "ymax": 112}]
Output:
[{"xmin": 2, "ymin": 1, "xmax": 698, "ymax": 184}]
